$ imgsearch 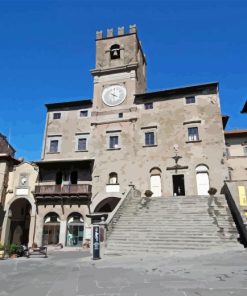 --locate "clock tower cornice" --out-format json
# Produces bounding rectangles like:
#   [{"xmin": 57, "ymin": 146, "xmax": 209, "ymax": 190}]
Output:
[{"xmin": 90, "ymin": 63, "xmax": 138, "ymax": 77}]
